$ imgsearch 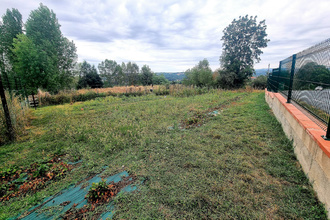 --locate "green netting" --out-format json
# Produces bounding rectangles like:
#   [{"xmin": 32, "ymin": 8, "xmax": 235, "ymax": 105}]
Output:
[{"xmin": 12, "ymin": 170, "xmax": 137, "ymax": 220}]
